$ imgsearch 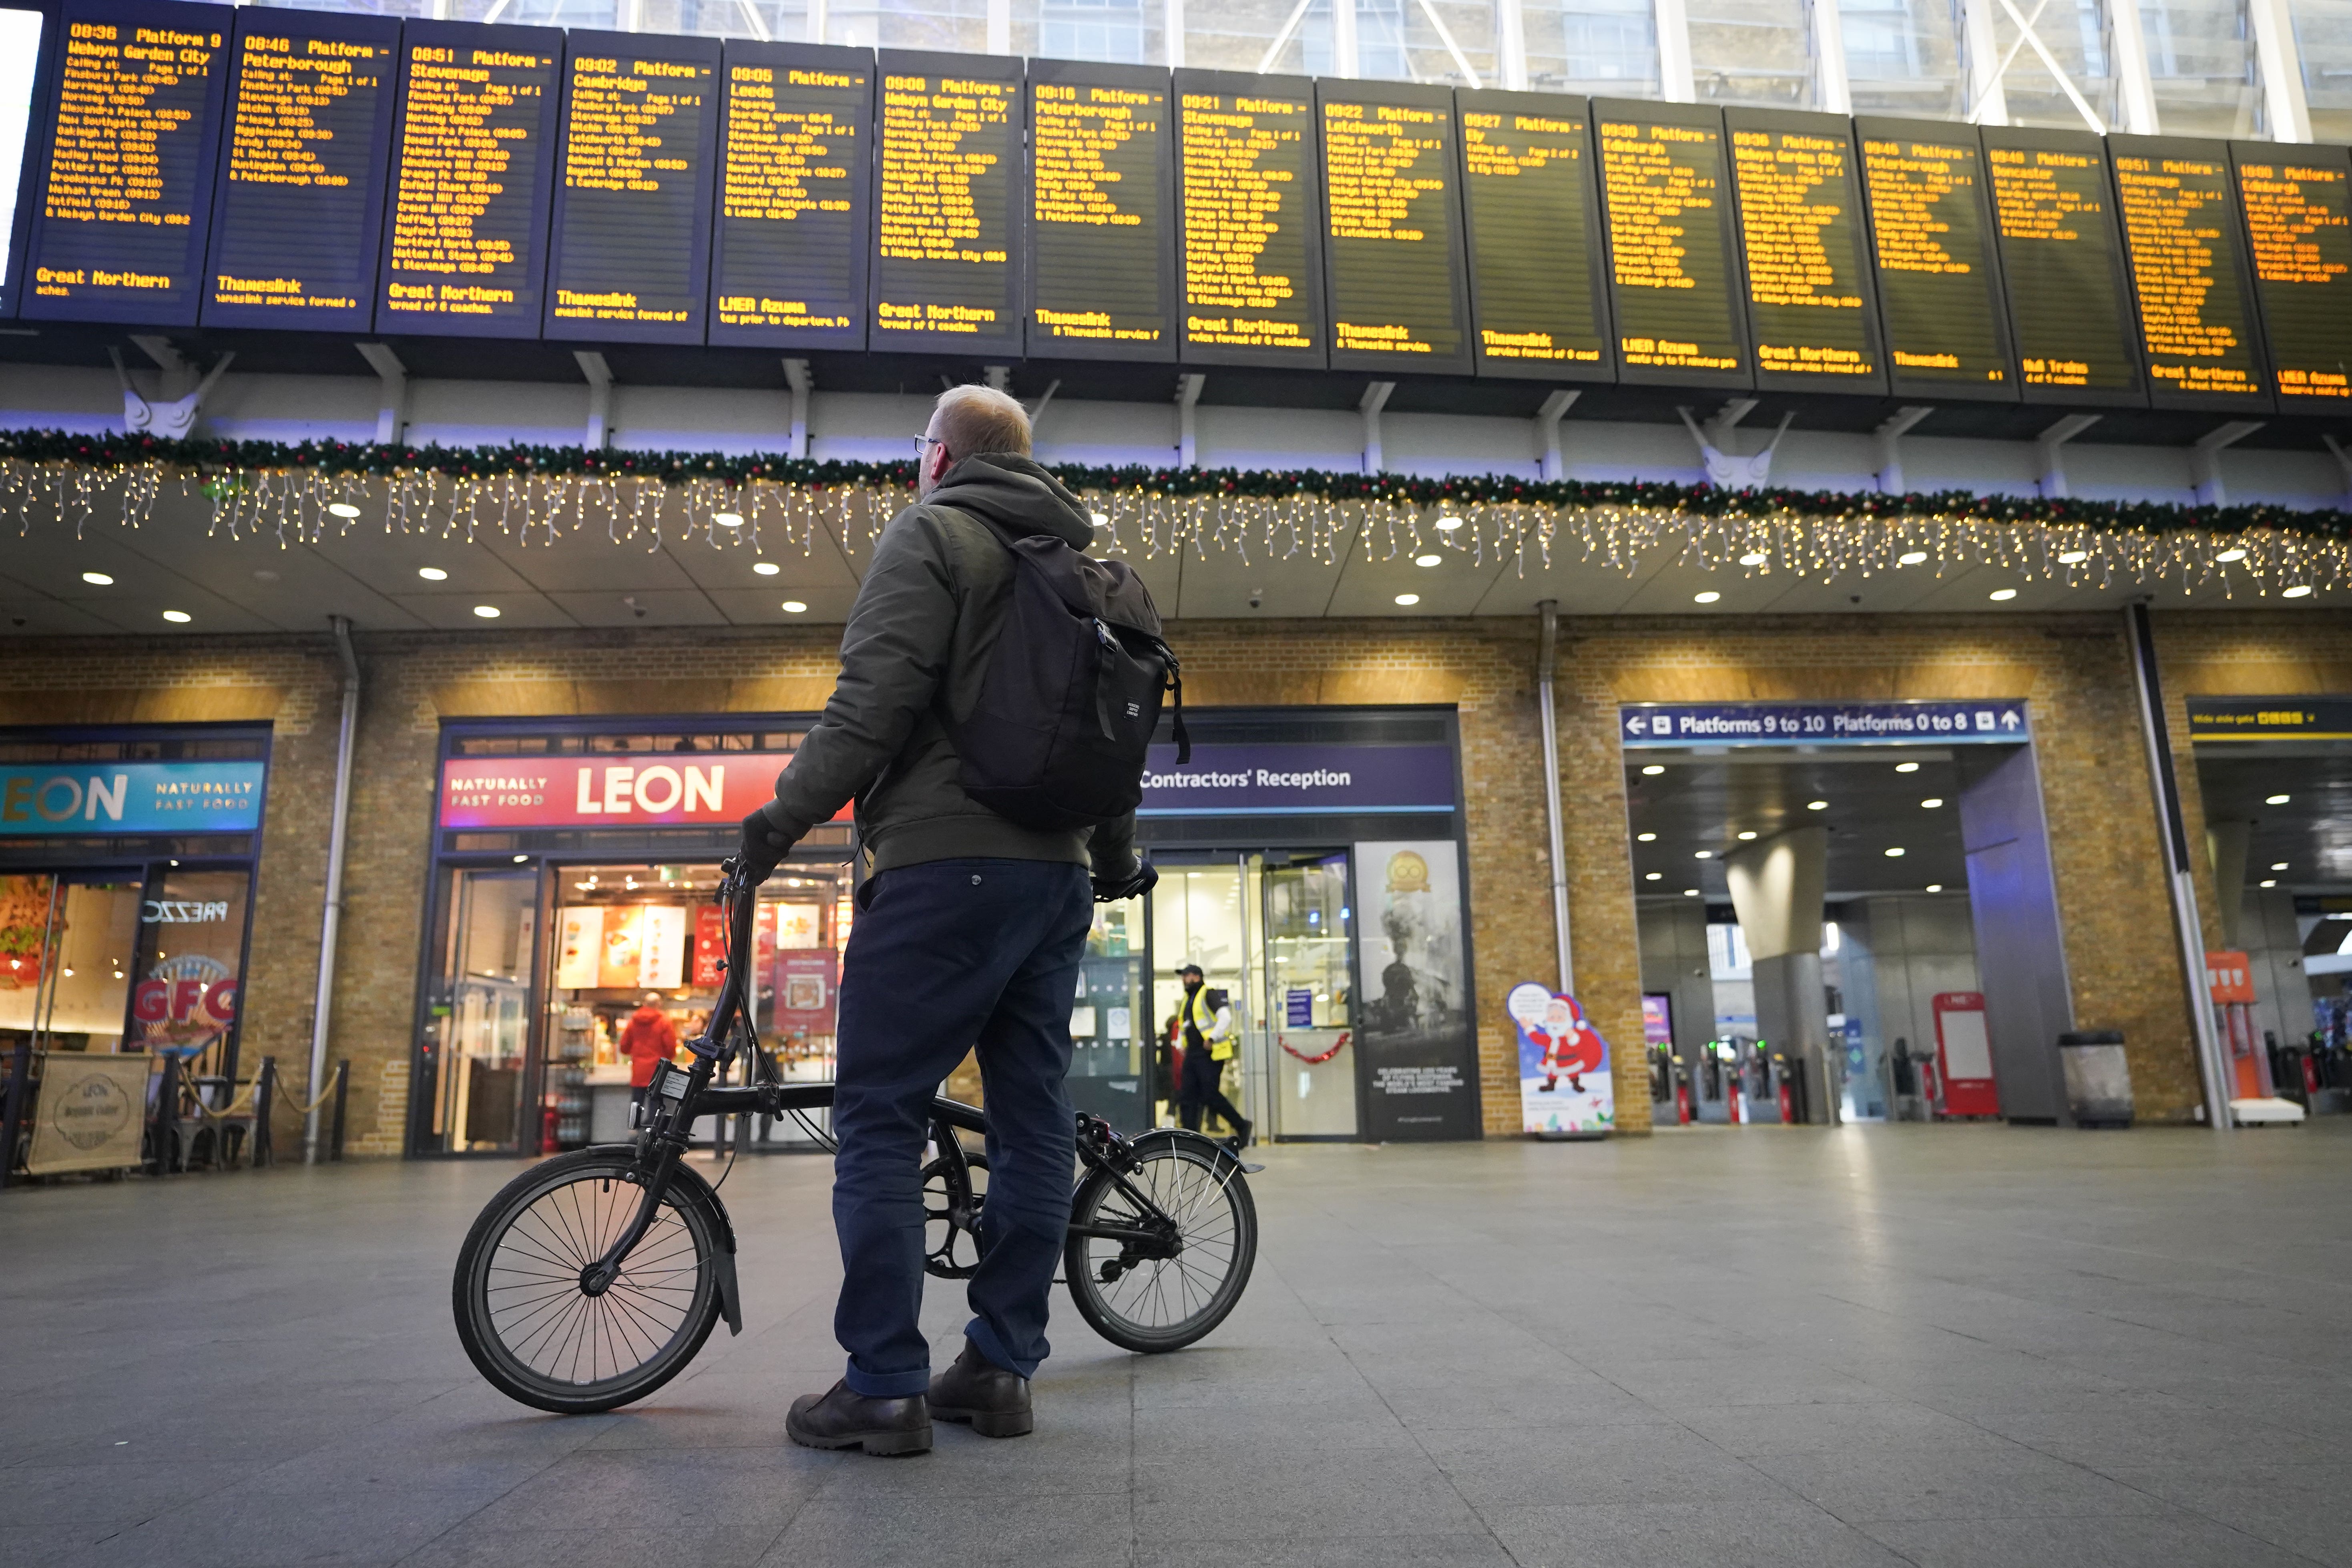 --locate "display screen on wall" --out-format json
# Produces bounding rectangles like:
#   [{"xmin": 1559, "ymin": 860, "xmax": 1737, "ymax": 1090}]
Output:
[
  {"xmin": 200, "ymin": 8, "xmax": 398, "ymax": 332},
  {"xmin": 708, "ymin": 41, "xmax": 869, "ymax": 350},
  {"xmin": 1854, "ymin": 119, "xmax": 2017, "ymax": 400},
  {"xmin": 1317, "ymin": 77, "xmax": 1471, "ymax": 375},
  {"xmin": 542, "ymin": 29, "xmax": 719, "ymax": 342},
  {"xmin": 376, "ymin": 20, "xmax": 563, "ymax": 337},
  {"xmin": 1454, "ymin": 88, "xmax": 1612, "ymax": 381},
  {"xmin": 1354, "ymin": 838, "xmax": 1481, "ymax": 1141},
  {"xmin": 1026, "ymin": 57, "xmax": 1173, "ymax": 361},
  {"xmin": 22, "ymin": 0, "xmax": 232, "ymax": 327},
  {"xmin": 1725, "ymin": 107, "xmax": 1884, "ymax": 394},
  {"xmin": 2108, "ymin": 133, "xmax": 2271, "ymax": 411},
  {"xmin": 2230, "ymin": 141, "xmax": 2352, "ymax": 411},
  {"xmin": 0, "ymin": 4, "xmax": 48, "ymax": 319},
  {"xmin": 1175, "ymin": 68, "xmax": 1325, "ymax": 368},
  {"xmin": 871, "ymin": 49, "xmax": 1022, "ymax": 357},
  {"xmin": 1980, "ymin": 125, "xmax": 2145, "ymax": 406},
  {"xmin": 1593, "ymin": 98, "xmax": 1751, "ymax": 389}
]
